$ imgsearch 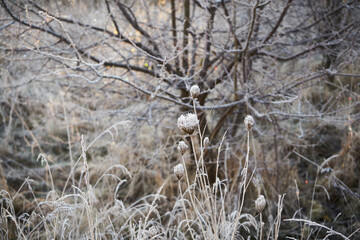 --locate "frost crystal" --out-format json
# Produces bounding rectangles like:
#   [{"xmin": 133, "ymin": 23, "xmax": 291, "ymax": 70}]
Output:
[
  {"xmin": 174, "ymin": 164, "xmax": 184, "ymax": 180},
  {"xmin": 177, "ymin": 141, "xmax": 188, "ymax": 155},
  {"xmin": 149, "ymin": 226, "xmax": 157, "ymax": 237},
  {"xmin": 190, "ymin": 85, "xmax": 200, "ymax": 99},
  {"xmin": 255, "ymin": 195, "xmax": 266, "ymax": 212},
  {"xmin": 177, "ymin": 113, "xmax": 199, "ymax": 134},
  {"xmin": 244, "ymin": 115, "xmax": 255, "ymax": 131}
]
